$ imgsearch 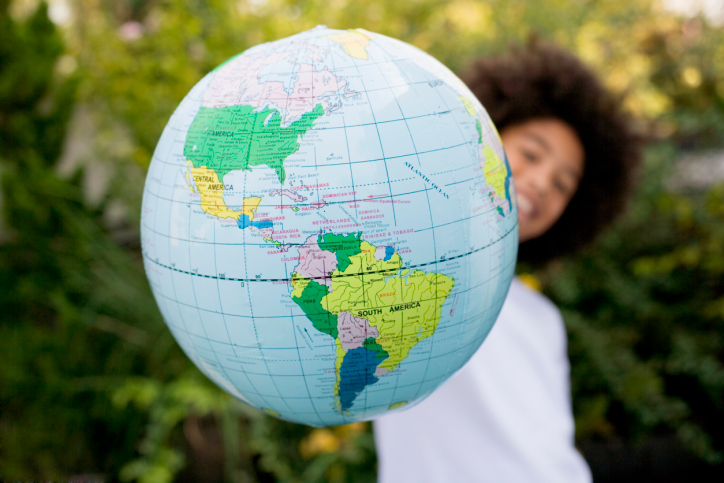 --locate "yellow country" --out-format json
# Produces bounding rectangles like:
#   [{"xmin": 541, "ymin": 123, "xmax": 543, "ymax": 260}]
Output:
[
  {"xmin": 187, "ymin": 165, "xmax": 262, "ymax": 222},
  {"xmin": 241, "ymin": 196, "xmax": 262, "ymax": 221},
  {"xmin": 333, "ymin": 338, "xmax": 345, "ymax": 397},
  {"xmin": 189, "ymin": 165, "xmax": 242, "ymax": 220},
  {"xmin": 460, "ymin": 96, "xmax": 477, "ymax": 117},
  {"xmin": 482, "ymin": 145, "xmax": 508, "ymax": 202}
]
